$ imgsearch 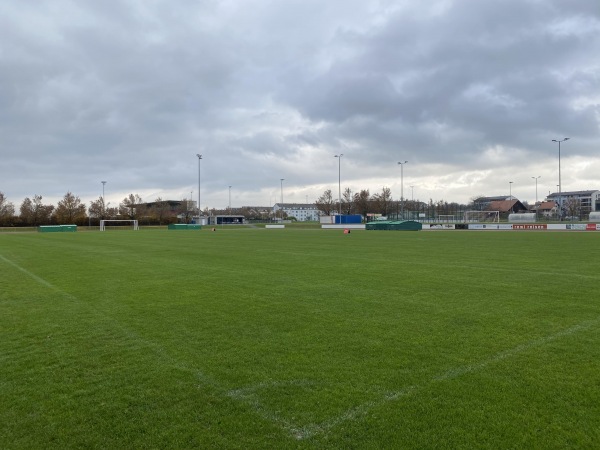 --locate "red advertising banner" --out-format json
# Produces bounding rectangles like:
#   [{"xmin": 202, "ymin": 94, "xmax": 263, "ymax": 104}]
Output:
[
  {"xmin": 586, "ymin": 224, "xmax": 597, "ymax": 231},
  {"xmin": 513, "ymin": 224, "xmax": 547, "ymax": 230}
]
